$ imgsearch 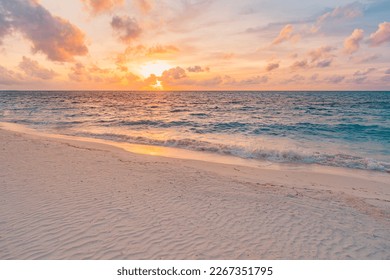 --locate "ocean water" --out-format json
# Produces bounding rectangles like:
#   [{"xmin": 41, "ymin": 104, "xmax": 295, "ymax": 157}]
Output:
[{"xmin": 1, "ymin": 91, "xmax": 389, "ymax": 172}]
